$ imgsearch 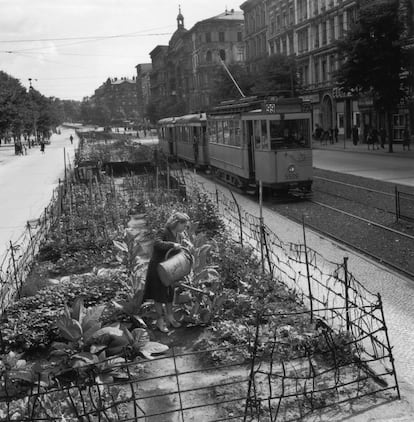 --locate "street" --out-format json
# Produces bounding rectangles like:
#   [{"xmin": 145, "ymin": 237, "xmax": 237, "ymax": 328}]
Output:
[
  {"xmin": 314, "ymin": 140, "xmax": 414, "ymax": 187},
  {"xmin": 0, "ymin": 127, "xmax": 77, "ymax": 259}
]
